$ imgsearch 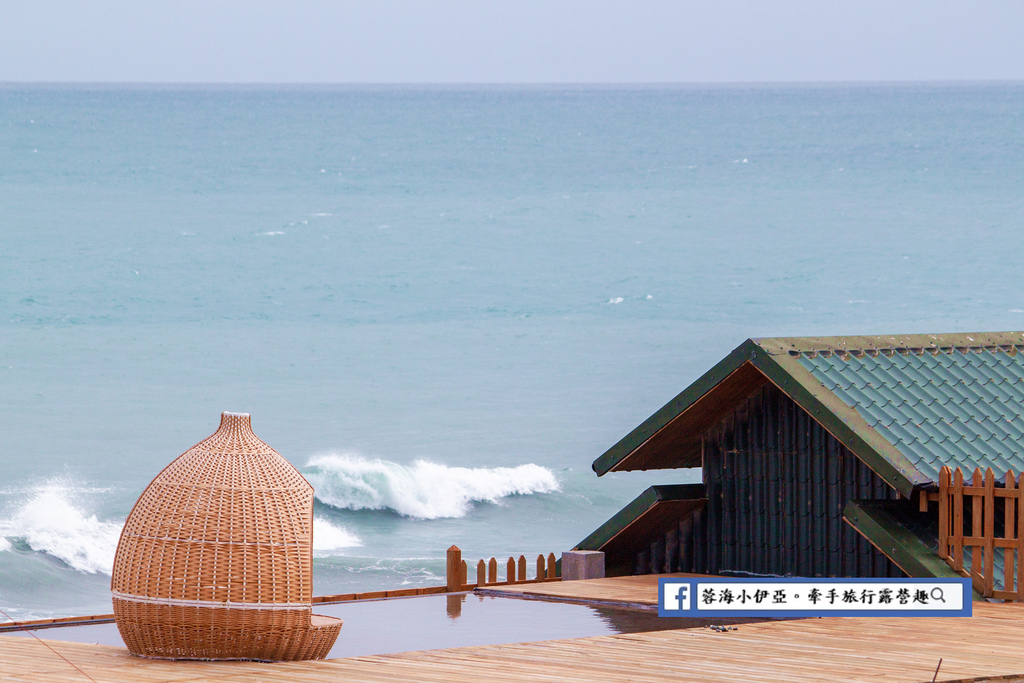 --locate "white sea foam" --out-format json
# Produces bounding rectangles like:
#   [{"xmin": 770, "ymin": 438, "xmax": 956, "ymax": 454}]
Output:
[
  {"xmin": 313, "ymin": 517, "xmax": 362, "ymax": 553},
  {"xmin": 0, "ymin": 484, "xmax": 122, "ymax": 574},
  {"xmin": 0, "ymin": 485, "xmax": 364, "ymax": 568},
  {"xmin": 303, "ymin": 453, "xmax": 560, "ymax": 519}
]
